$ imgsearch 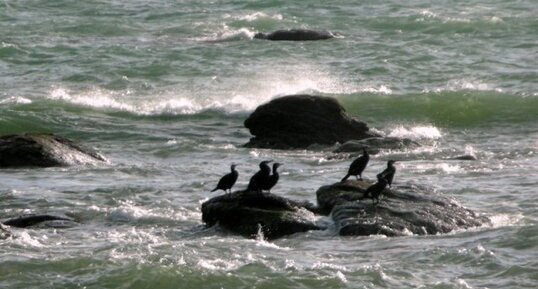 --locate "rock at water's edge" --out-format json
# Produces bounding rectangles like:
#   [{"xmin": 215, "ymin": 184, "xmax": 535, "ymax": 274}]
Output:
[
  {"xmin": 317, "ymin": 181, "xmax": 489, "ymax": 236},
  {"xmin": 201, "ymin": 191, "xmax": 322, "ymax": 239},
  {"xmin": 244, "ymin": 95, "xmax": 379, "ymax": 149},
  {"xmin": 0, "ymin": 133, "xmax": 106, "ymax": 168}
]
